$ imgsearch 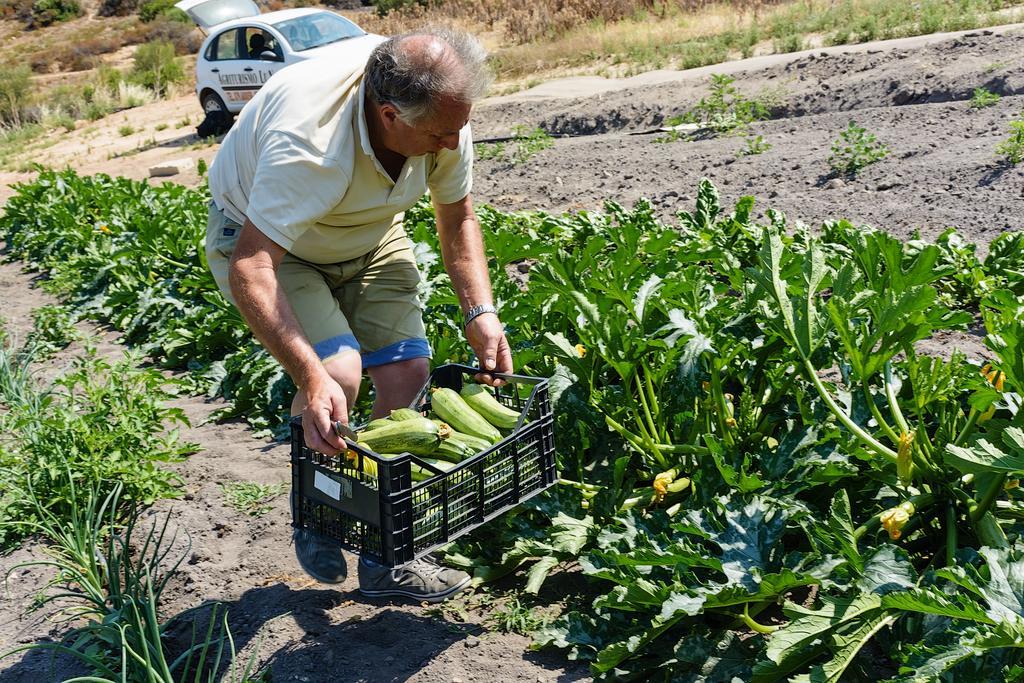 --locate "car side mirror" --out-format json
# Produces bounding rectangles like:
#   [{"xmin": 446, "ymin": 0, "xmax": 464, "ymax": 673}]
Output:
[{"xmin": 260, "ymin": 50, "xmax": 282, "ymax": 61}]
